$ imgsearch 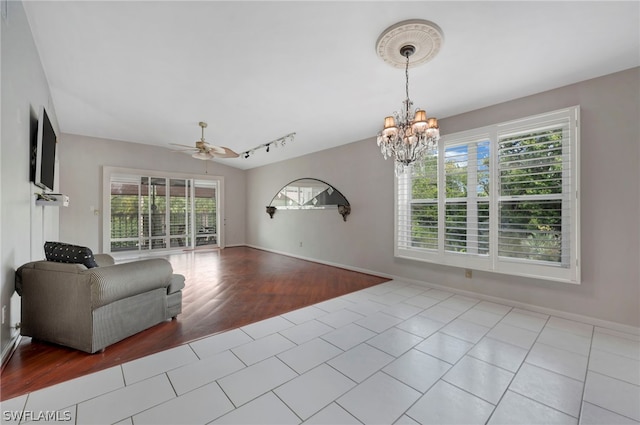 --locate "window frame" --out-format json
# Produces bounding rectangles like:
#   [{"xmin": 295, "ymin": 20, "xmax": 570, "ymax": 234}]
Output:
[{"xmin": 394, "ymin": 106, "xmax": 580, "ymax": 284}]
